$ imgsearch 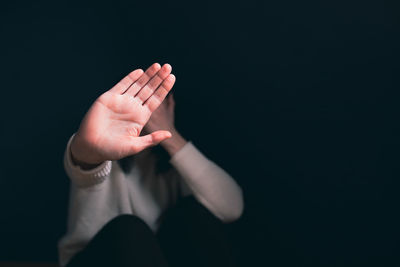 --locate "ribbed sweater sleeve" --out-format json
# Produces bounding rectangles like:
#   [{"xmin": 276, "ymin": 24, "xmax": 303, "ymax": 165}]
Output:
[
  {"xmin": 169, "ymin": 142, "xmax": 244, "ymax": 222},
  {"xmin": 64, "ymin": 134, "xmax": 112, "ymax": 187}
]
